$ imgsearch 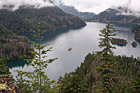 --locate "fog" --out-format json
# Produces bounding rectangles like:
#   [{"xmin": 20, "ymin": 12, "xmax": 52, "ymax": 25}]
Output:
[
  {"xmin": 0, "ymin": 0, "xmax": 140, "ymax": 17},
  {"xmin": 0, "ymin": 0, "xmax": 54, "ymax": 10},
  {"xmin": 53, "ymin": 0, "xmax": 140, "ymax": 17}
]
